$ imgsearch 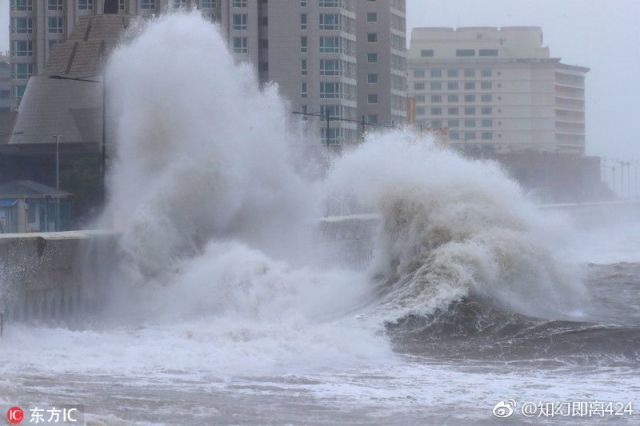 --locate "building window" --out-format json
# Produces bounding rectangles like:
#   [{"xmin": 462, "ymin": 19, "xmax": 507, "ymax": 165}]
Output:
[
  {"xmin": 14, "ymin": 85, "xmax": 26, "ymax": 98},
  {"xmin": 12, "ymin": 17, "xmax": 33, "ymax": 34},
  {"xmin": 414, "ymin": 82, "xmax": 424, "ymax": 91},
  {"xmin": 447, "ymin": 69, "xmax": 458, "ymax": 78},
  {"xmin": 447, "ymin": 95, "xmax": 459, "ymax": 102},
  {"xmin": 367, "ymin": 33, "xmax": 377, "ymax": 42},
  {"xmin": 447, "ymin": 82, "xmax": 458, "ymax": 90},
  {"xmin": 420, "ymin": 49, "xmax": 434, "ymax": 57},
  {"xmin": 300, "ymin": 0, "xmax": 307, "ymax": 6},
  {"xmin": 448, "ymin": 119, "xmax": 459, "ymax": 127},
  {"xmin": 301, "ymin": 36, "xmax": 308, "ymax": 53},
  {"xmin": 481, "ymin": 107, "xmax": 492, "ymax": 115},
  {"xmin": 448, "ymin": 107, "xmax": 459, "ymax": 115},
  {"xmin": 48, "ymin": 39, "xmax": 59, "ymax": 50},
  {"xmin": 232, "ymin": 37, "xmax": 247, "ymax": 53},
  {"xmin": 416, "ymin": 107, "xmax": 425, "ymax": 116},
  {"xmin": 479, "ymin": 49, "xmax": 498, "ymax": 57},
  {"xmin": 464, "ymin": 119, "xmax": 476, "ymax": 128},
  {"xmin": 464, "ymin": 132, "xmax": 476, "ymax": 140},
  {"xmin": 367, "ymin": 114, "xmax": 378, "ymax": 125},
  {"xmin": 367, "ymin": 53, "xmax": 378, "ymax": 63},
  {"xmin": 414, "ymin": 70, "xmax": 425, "ymax": 78},
  {"xmin": 319, "ymin": 36, "xmax": 340, "ymax": 53},
  {"xmin": 301, "ymin": 82, "xmax": 308, "ymax": 98},
  {"xmin": 464, "ymin": 94, "xmax": 476, "ymax": 102},
  {"xmin": 319, "ymin": 0, "xmax": 340, "ymax": 6},
  {"xmin": 321, "ymin": 105, "xmax": 341, "ymax": 119},
  {"xmin": 320, "ymin": 59, "xmax": 341, "ymax": 76},
  {"xmin": 13, "ymin": 63, "xmax": 33, "ymax": 80},
  {"xmin": 430, "ymin": 69, "xmax": 442, "ymax": 78},
  {"xmin": 232, "ymin": 0, "xmax": 247, "ymax": 7},
  {"xmin": 140, "ymin": 0, "xmax": 155, "ymax": 10},
  {"xmin": 456, "ymin": 49, "xmax": 475, "ymax": 57},
  {"xmin": 367, "ymin": 73, "xmax": 378, "ymax": 84},
  {"xmin": 431, "ymin": 82, "xmax": 442, "ymax": 90},
  {"xmin": 48, "ymin": 0, "xmax": 63, "ymax": 11},
  {"xmin": 431, "ymin": 95, "xmax": 442, "ymax": 103},
  {"xmin": 367, "ymin": 13, "xmax": 377, "ymax": 22},
  {"xmin": 367, "ymin": 94, "xmax": 378, "ymax": 104},
  {"xmin": 78, "ymin": 0, "xmax": 93, "ymax": 10},
  {"xmin": 481, "ymin": 69, "xmax": 492, "ymax": 78},
  {"xmin": 481, "ymin": 94, "xmax": 492, "ymax": 102},
  {"xmin": 481, "ymin": 132, "xmax": 493, "ymax": 140},
  {"xmin": 48, "ymin": 17, "xmax": 64, "ymax": 34},
  {"xmin": 450, "ymin": 131, "xmax": 460, "ymax": 140},
  {"xmin": 300, "ymin": 14, "xmax": 307, "ymax": 30},
  {"xmin": 320, "ymin": 82, "xmax": 340, "ymax": 98},
  {"xmin": 464, "ymin": 82, "xmax": 475, "ymax": 90},
  {"xmin": 481, "ymin": 119, "xmax": 493, "ymax": 128},
  {"xmin": 464, "ymin": 107, "xmax": 476, "ymax": 115},
  {"xmin": 233, "ymin": 14, "xmax": 247, "ymax": 30},
  {"xmin": 415, "ymin": 95, "xmax": 425, "ymax": 103},
  {"xmin": 431, "ymin": 107, "xmax": 442, "ymax": 116},
  {"xmin": 480, "ymin": 81, "xmax": 492, "ymax": 90},
  {"xmin": 13, "ymin": 0, "xmax": 33, "ymax": 11},
  {"xmin": 464, "ymin": 68, "xmax": 475, "ymax": 78},
  {"xmin": 319, "ymin": 14, "xmax": 340, "ymax": 30},
  {"xmin": 12, "ymin": 40, "xmax": 33, "ymax": 57}
]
